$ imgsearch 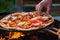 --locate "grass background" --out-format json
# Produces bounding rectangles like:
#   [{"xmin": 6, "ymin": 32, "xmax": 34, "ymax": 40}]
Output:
[{"xmin": 0, "ymin": 0, "xmax": 14, "ymax": 12}]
